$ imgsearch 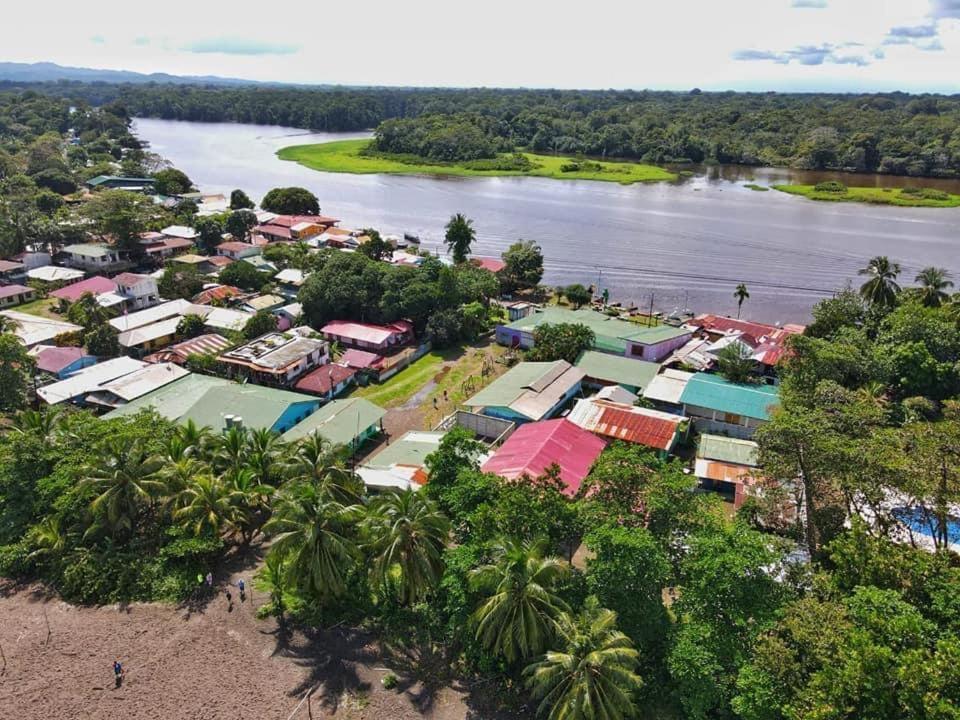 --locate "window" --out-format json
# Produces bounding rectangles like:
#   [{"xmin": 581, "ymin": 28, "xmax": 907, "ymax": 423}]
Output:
[
  {"xmin": 723, "ymin": 412, "xmax": 742, "ymax": 425},
  {"xmin": 631, "ymin": 344, "xmax": 645, "ymax": 357}
]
